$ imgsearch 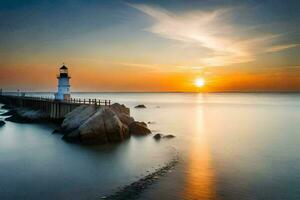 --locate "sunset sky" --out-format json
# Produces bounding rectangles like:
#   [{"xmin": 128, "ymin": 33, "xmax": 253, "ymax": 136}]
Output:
[{"xmin": 0, "ymin": 0, "xmax": 299, "ymax": 92}]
